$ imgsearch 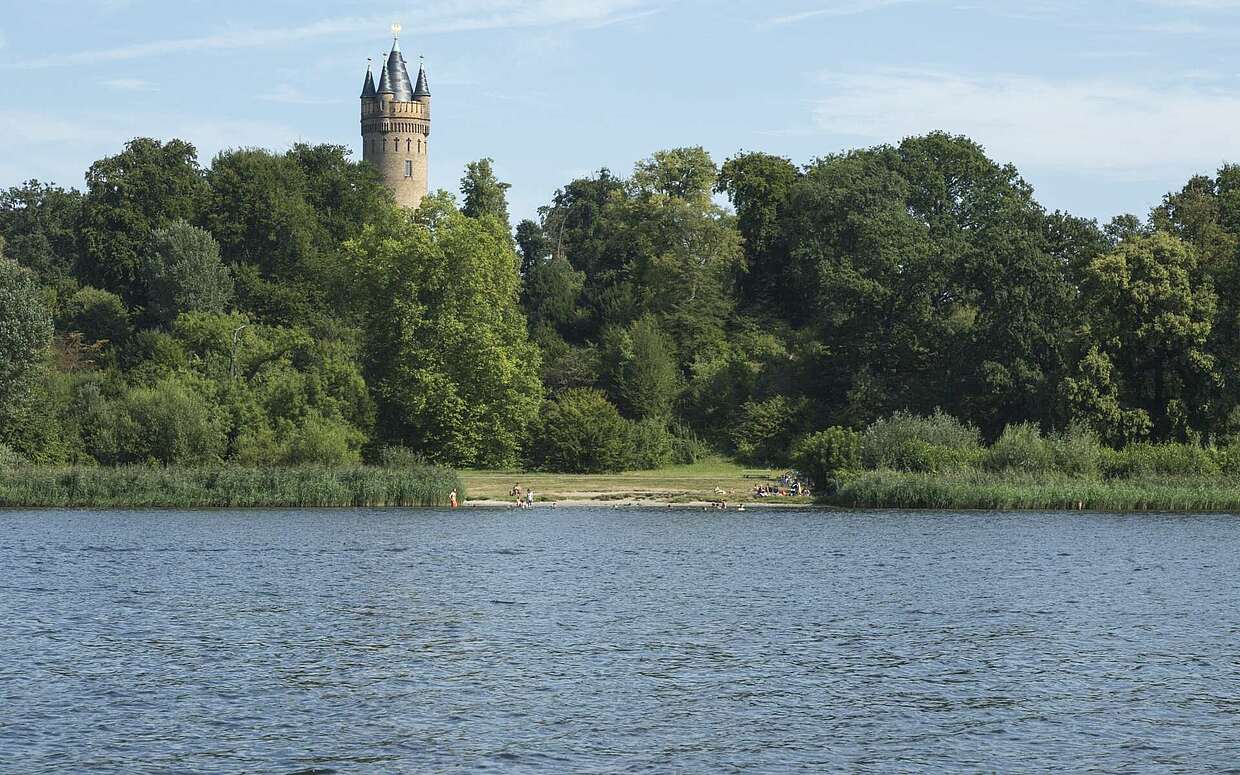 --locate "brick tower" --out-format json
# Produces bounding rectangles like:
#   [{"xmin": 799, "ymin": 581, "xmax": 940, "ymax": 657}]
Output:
[{"xmin": 361, "ymin": 26, "xmax": 431, "ymax": 209}]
